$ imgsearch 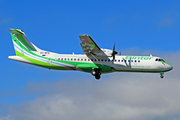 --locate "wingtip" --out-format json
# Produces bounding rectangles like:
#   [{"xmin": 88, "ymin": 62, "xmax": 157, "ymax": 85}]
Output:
[{"xmin": 79, "ymin": 34, "xmax": 89, "ymax": 37}]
